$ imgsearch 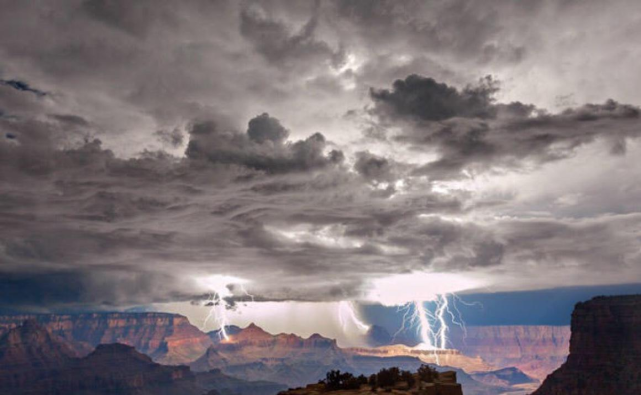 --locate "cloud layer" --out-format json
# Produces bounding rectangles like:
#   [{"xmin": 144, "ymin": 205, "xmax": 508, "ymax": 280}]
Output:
[{"xmin": 1, "ymin": 0, "xmax": 641, "ymax": 311}]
